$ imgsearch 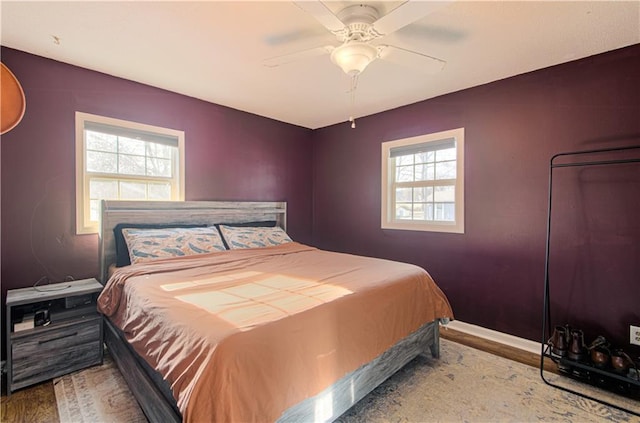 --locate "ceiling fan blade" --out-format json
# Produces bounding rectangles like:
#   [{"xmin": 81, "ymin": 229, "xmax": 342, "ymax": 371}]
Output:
[
  {"xmin": 293, "ymin": 1, "xmax": 345, "ymax": 32},
  {"xmin": 263, "ymin": 45, "xmax": 334, "ymax": 68},
  {"xmin": 373, "ymin": 1, "xmax": 452, "ymax": 36},
  {"xmin": 378, "ymin": 45, "xmax": 446, "ymax": 74},
  {"xmin": 265, "ymin": 27, "xmax": 333, "ymax": 46}
]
